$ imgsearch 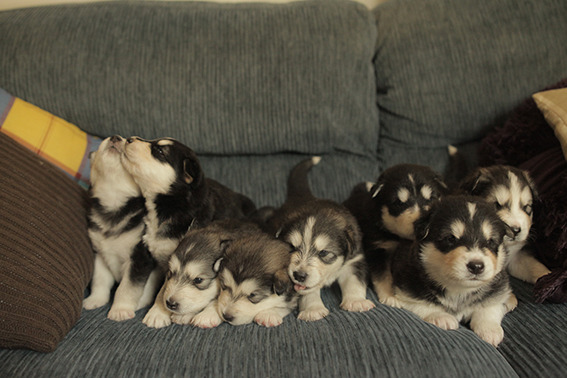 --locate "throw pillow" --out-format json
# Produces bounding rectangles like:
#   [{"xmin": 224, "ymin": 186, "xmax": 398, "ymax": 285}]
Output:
[
  {"xmin": 0, "ymin": 133, "xmax": 94, "ymax": 352},
  {"xmin": 533, "ymin": 88, "xmax": 567, "ymax": 160}
]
